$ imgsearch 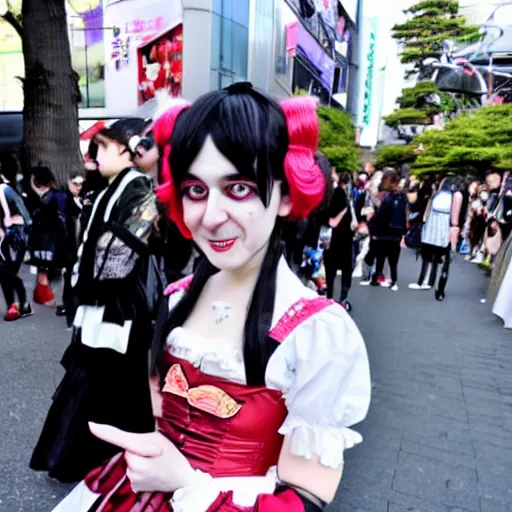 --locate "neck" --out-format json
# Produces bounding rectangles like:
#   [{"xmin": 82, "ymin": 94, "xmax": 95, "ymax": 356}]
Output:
[{"xmin": 216, "ymin": 243, "xmax": 269, "ymax": 290}]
